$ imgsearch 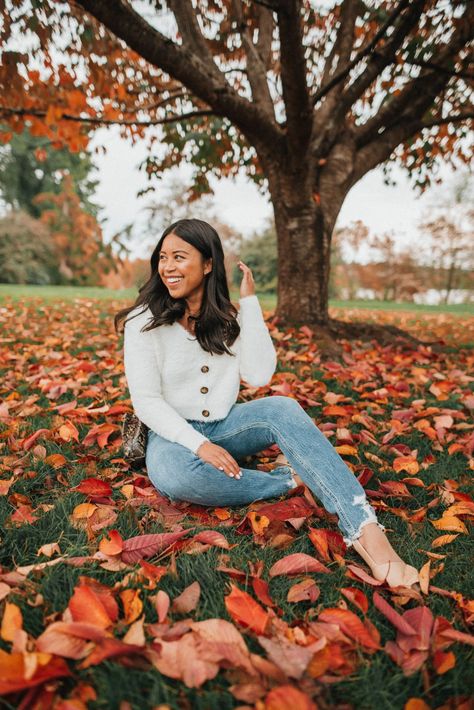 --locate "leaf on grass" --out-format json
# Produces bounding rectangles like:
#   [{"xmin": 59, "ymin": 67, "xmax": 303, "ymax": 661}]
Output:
[
  {"xmin": 36, "ymin": 621, "xmax": 110, "ymax": 659},
  {"xmin": 340, "ymin": 587, "xmax": 369, "ymax": 615},
  {"xmin": 262, "ymin": 683, "xmax": 318, "ymax": 709},
  {"xmin": 432, "ymin": 649, "xmax": 456, "ymax": 674},
  {"xmin": 0, "ymin": 650, "xmax": 71, "ymax": 695},
  {"xmin": 318, "ymin": 608, "xmax": 380, "ymax": 650},
  {"xmin": 190, "ymin": 530, "xmax": 230, "ymax": 549},
  {"xmin": 98, "ymin": 529, "xmax": 123, "ymax": 556},
  {"xmin": 1, "ymin": 602, "xmax": 23, "ymax": 642},
  {"xmin": 287, "ymin": 578, "xmax": 320, "ymax": 604},
  {"xmin": 154, "ymin": 590, "xmax": 170, "ymax": 623},
  {"xmin": 252, "ymin": 577, "xmax": 276, "ymax": 607},
  {"xmin": 121, "ymin": 529, "xmax": 191, "ymax": 563},
  {"xmin": 373, "ymin": 592, "xmax": 418, "ymax": 636},
  {"xmin": 68, "ymin": 584, "xmax": 115, "ymax": 629},
  {"xmin": 269, "ymin": 553, "xmax": 331, "ymax": 577},
  {"xmin": 73, "ymin": 477, "xmax": 112, "ymax": 498},
  {"xmin": 120, "ymin": 589, "xmax": 143, "ymax": 625},
  {"xmin": 431, "ymin": 534, "xmax": 459, "ymax": 548},
  {"xmin": 224, "ymin": 583, "xmax": 269, "ymax": 635},
  {"xmin": 257, "ymin": 635, "xmax": 324, "ymax": 679},
  {"xmin": 431, "ymin": 516, "xmax": 467, "ymax": 534},
  {"xmin": 172, "ymin": 581, "xmax": 201, "ymax": 614}
]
